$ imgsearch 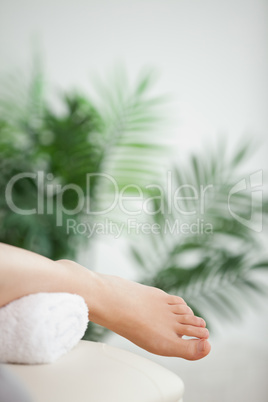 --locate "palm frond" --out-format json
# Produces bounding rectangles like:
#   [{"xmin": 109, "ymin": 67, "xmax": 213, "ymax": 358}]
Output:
[
  {"xmin": 88, "ymin": 67, "xmax": 171, "ymax": 218},
  {"xmin": 130, "ymin": 141, "xmax": 268, "ymax": 328}
]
